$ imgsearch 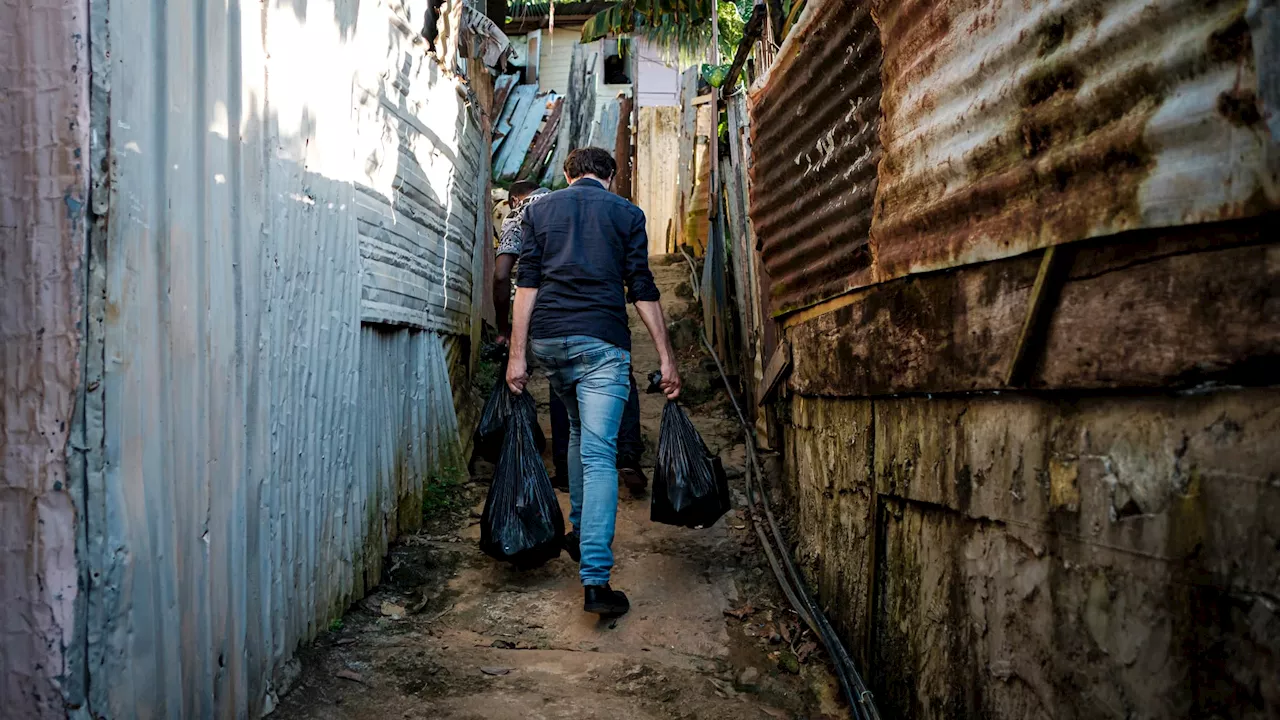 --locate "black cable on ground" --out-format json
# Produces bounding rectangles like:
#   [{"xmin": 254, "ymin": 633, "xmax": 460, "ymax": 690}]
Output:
[{"xmin": 700, "ymin": 333, "xmax": 881, "ymax": 720}]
